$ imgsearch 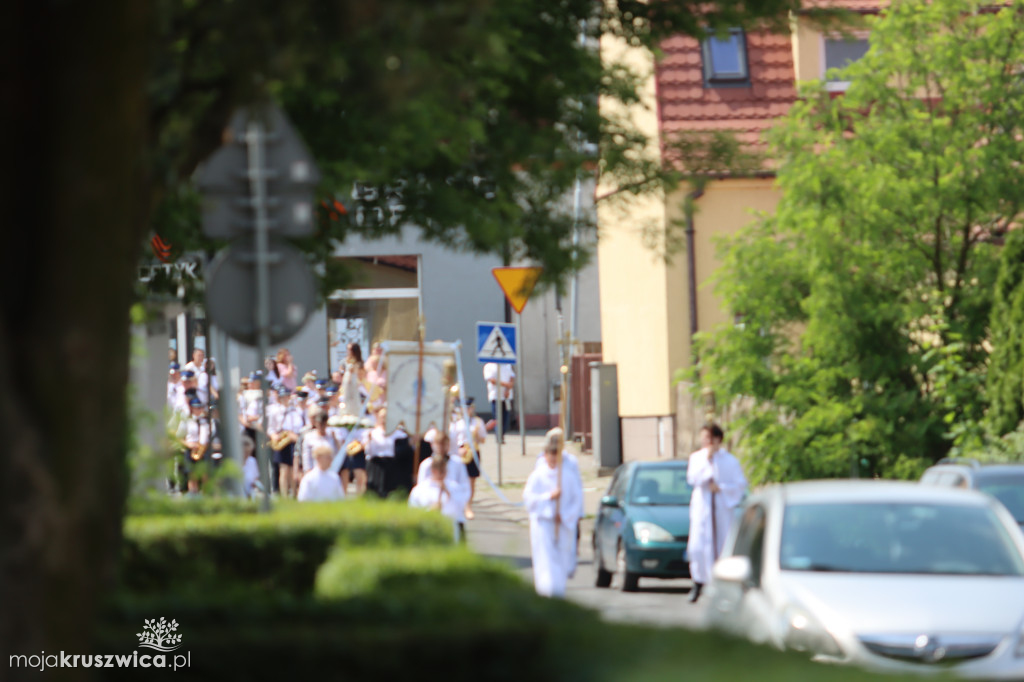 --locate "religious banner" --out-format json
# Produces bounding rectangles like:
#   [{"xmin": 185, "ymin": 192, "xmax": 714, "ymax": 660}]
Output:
[{"xmin": 381, "ymin": 341, "xmax": 456, "ymax": 435}]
